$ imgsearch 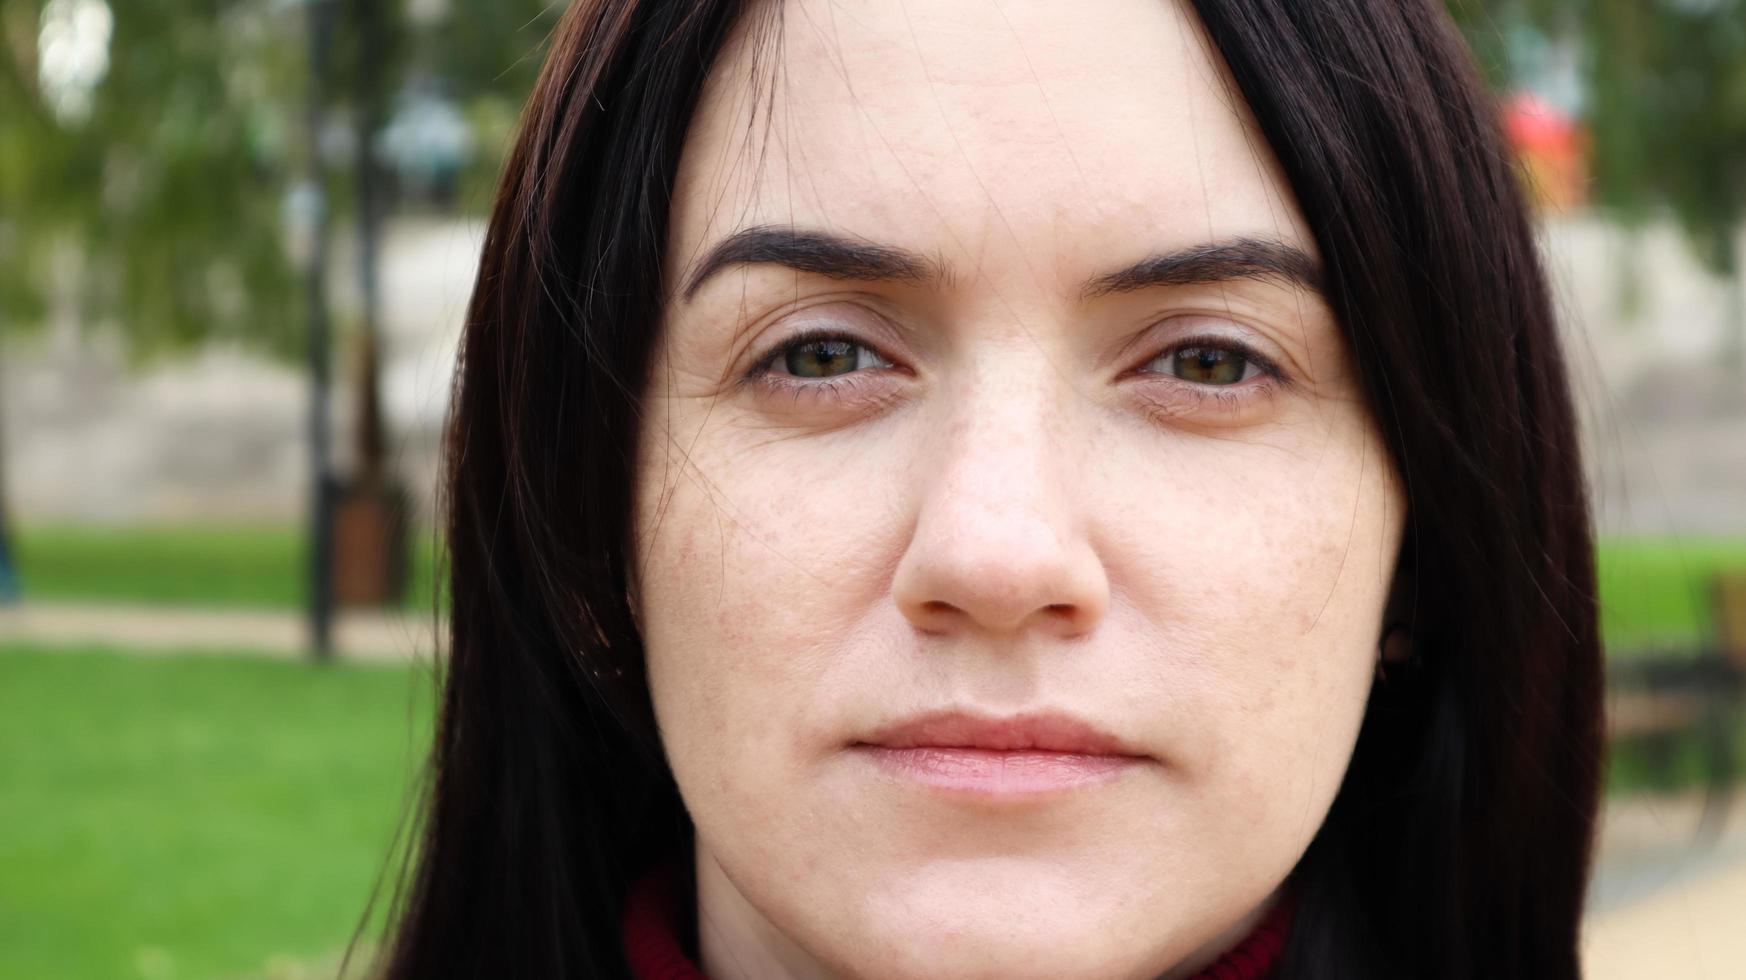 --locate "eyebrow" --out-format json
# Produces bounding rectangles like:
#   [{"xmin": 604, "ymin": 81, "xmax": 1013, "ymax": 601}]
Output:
[
  {"xmin": 682, "ymin": 227, "xmax": 945, "ymax": 301},
  {"xmin": 680, "ymin": 225, "xmax": 1322, "ymax": 302},
  {"xmin": 1080, "ymin": 237, "xmax": 1323, "ymax": 299}
]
